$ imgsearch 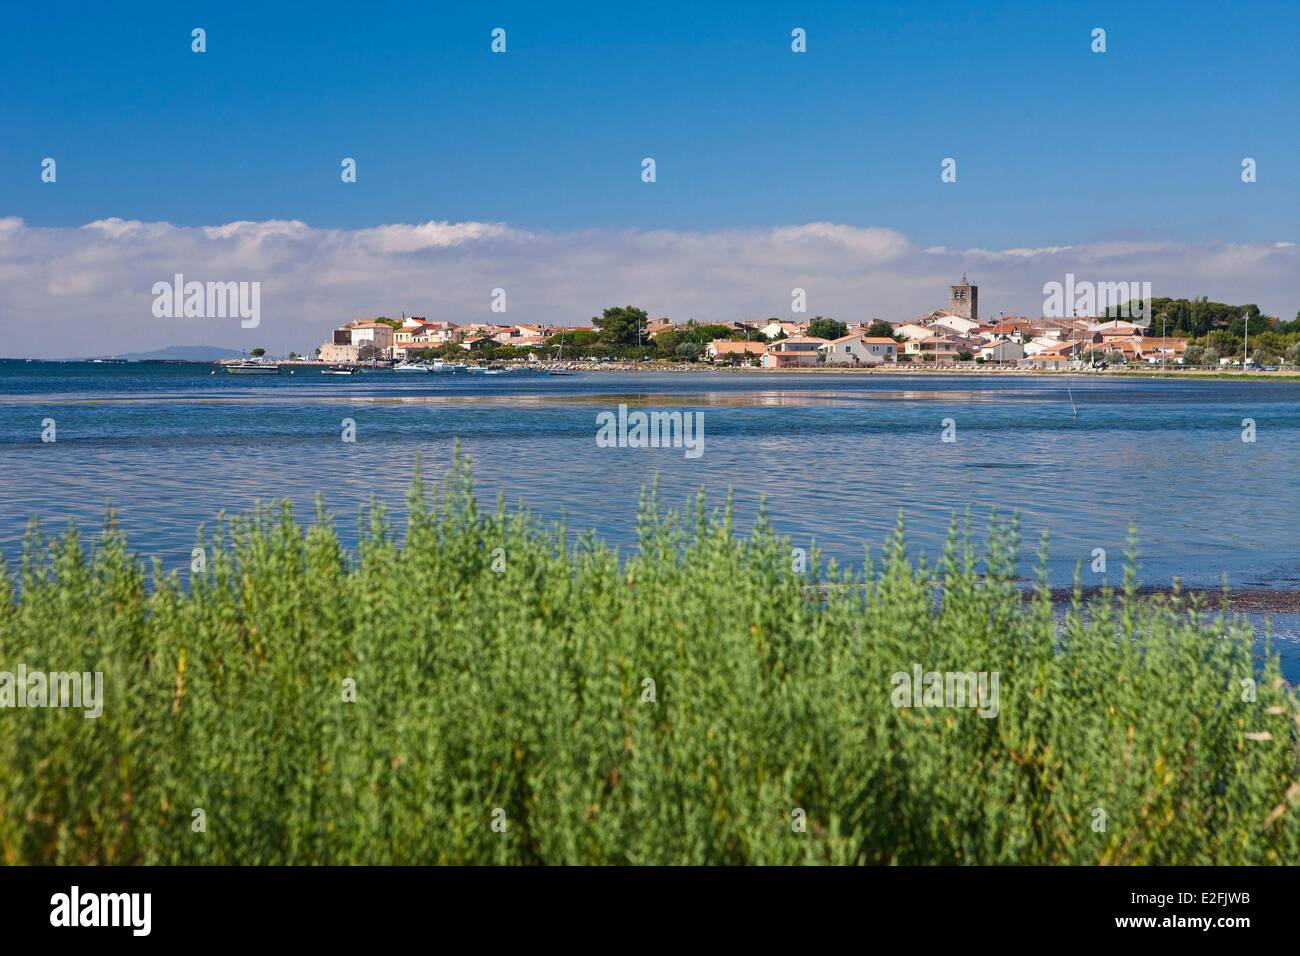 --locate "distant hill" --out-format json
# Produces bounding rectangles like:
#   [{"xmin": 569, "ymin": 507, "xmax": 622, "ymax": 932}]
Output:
[{"xmin": 91, "ymin": 345, "xmax": 248, "ymax": 362}]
